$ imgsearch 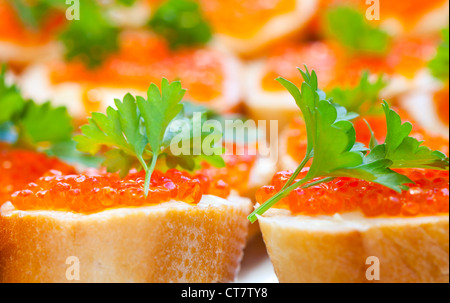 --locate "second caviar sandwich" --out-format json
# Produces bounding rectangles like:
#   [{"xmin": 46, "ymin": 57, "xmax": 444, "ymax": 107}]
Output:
[{"xmin": 0, "ymin": 78, "xmax": 252, "ymax": 283}]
